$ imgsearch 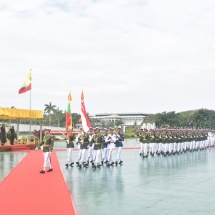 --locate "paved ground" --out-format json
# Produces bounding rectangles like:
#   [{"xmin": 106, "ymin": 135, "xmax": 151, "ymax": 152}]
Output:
[
  {"xmin": 57, "ymin": 141, "xmax": 215, "ymax": 215},
  {"xmin": 1, "ymin": 140, "xmax": 215, "ymax": 215}
]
